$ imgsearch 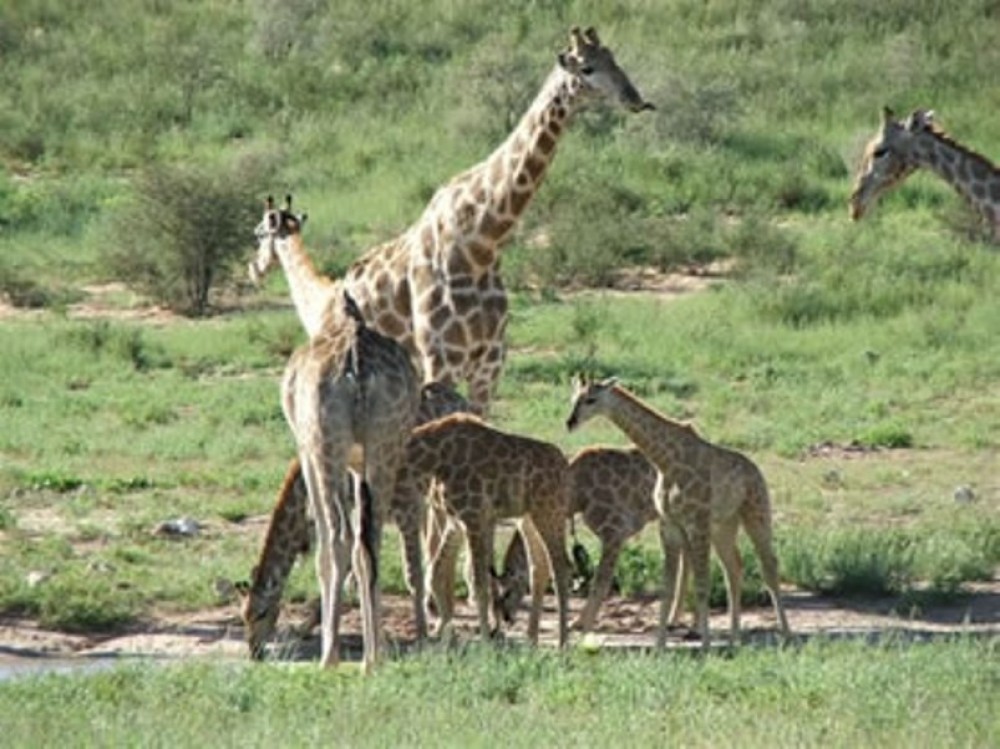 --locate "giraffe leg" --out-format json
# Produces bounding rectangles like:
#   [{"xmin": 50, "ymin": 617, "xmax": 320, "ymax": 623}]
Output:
[
  {"xmin": 396, "ymin": 514, "xmax": 428, "ymax": 642},
  {"xmin": 427, "ymin": 518, "xmax": 462, "ymax": 636},
  {"xmin": 711, "ymin": 517, "xmax": 743, "ymax": 643},
  {"xmin": 532, "ymin": 514, "xmax": 572, "ymax": 649},
  {"xmin": 463, "ymin": 521, "xmax": 495, "ymax": 641},
  {"xmin": 742, "ymin": 503, "xmax": 791, "ymax": 637},
  {"xmin": 657, "ymin": 517, "xmax": 684, "ymax": 648},
  {"xmin": 574, "ymin": 537, "xmax": 623, "ymax": 633},
  {"xmin": 303, "ymin": 456, "xmax": 350, "ymax": 669},
  {"xmin": 517, "ymin": 519, "xmax": 551, "ymax": 644},
  {"xmin": 662, "ymin": 521, "xmax": 688, "ymax": 629},
  {"xmin": 466, "ymin": 342, "xmax": 504, "ymax": 417},
  {"xmin": 687, "ymin": 512, "xmax": 713, "ymax": 651}
]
